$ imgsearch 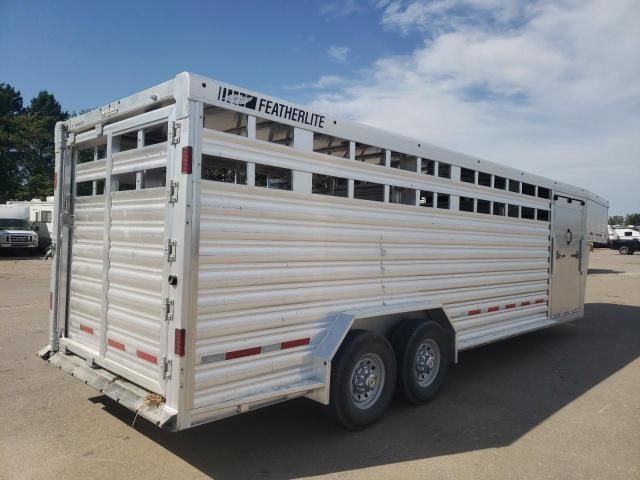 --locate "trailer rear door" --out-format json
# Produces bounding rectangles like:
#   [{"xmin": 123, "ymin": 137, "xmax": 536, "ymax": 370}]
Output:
[
  {"xmin": 550, "ymin": 195, "xmax": 585, "ymax": 318},
  {"xmin": 59, "ymin": 106, "xmax": 175, "ymax": 394}
]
